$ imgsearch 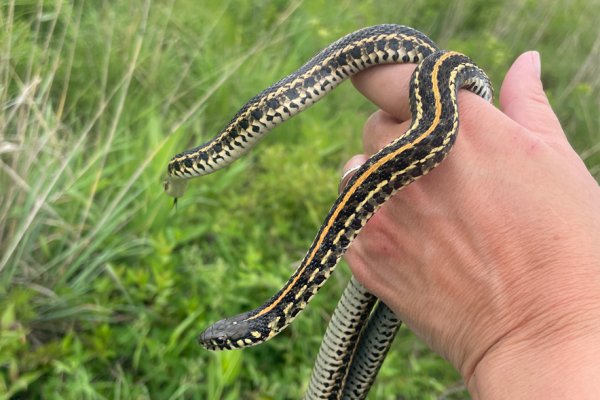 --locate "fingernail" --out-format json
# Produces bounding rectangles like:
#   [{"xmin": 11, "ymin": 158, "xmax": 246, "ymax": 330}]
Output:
[{"xmin": 531, "ymin": 51, "xmax": 541, "ymax": 79}]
